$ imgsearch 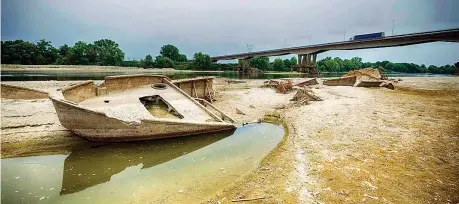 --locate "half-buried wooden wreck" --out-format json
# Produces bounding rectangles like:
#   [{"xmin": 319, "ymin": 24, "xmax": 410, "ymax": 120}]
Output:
[{"xmin": 49, "ymin": 75, "xmax": 236, "ymax": 142}]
